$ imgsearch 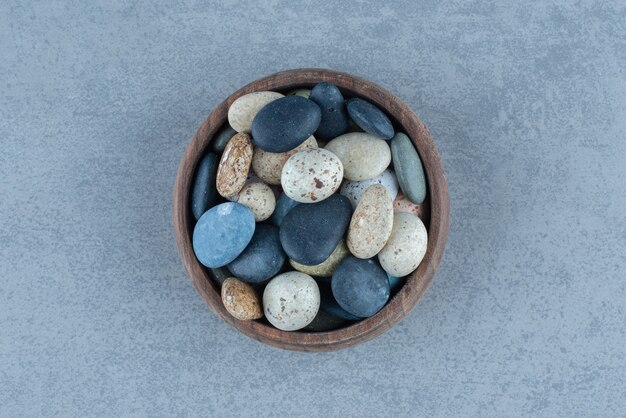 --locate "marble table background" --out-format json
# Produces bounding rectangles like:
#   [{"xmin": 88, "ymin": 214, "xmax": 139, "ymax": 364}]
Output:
[{"xmin": 1, "ymin": 1, "xmax": 624, "ymax": 416}]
